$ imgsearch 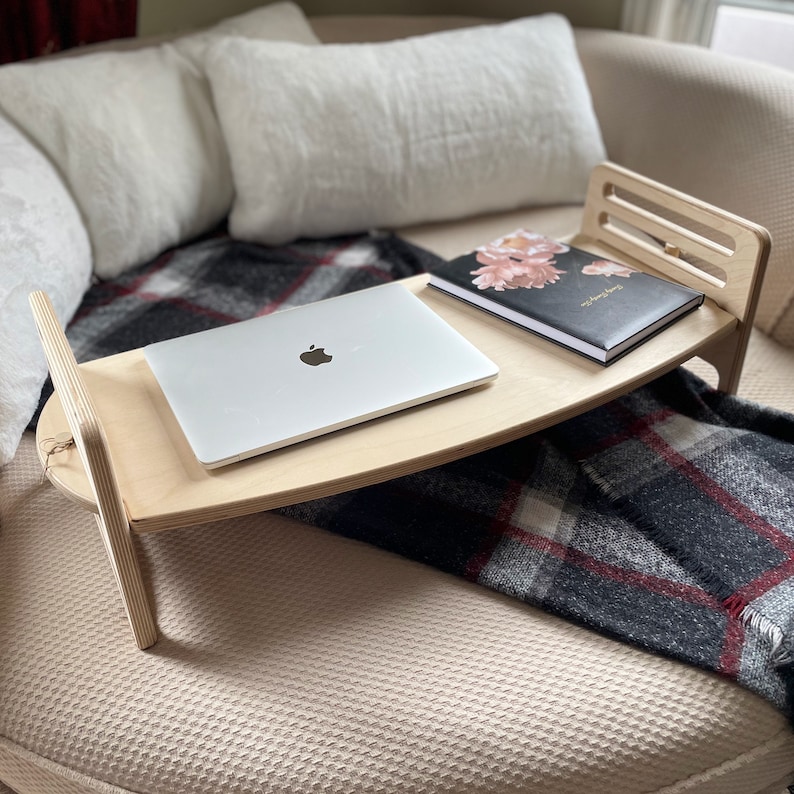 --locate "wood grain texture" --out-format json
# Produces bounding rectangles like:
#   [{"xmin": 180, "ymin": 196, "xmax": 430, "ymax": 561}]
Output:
[
  {"xmin": 579, "ymin": 163, "xmax": 770, "ymax": 392},
  {"xmin": 29, "ymin": 292, "xmax": 158, "ymax": 649}
]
